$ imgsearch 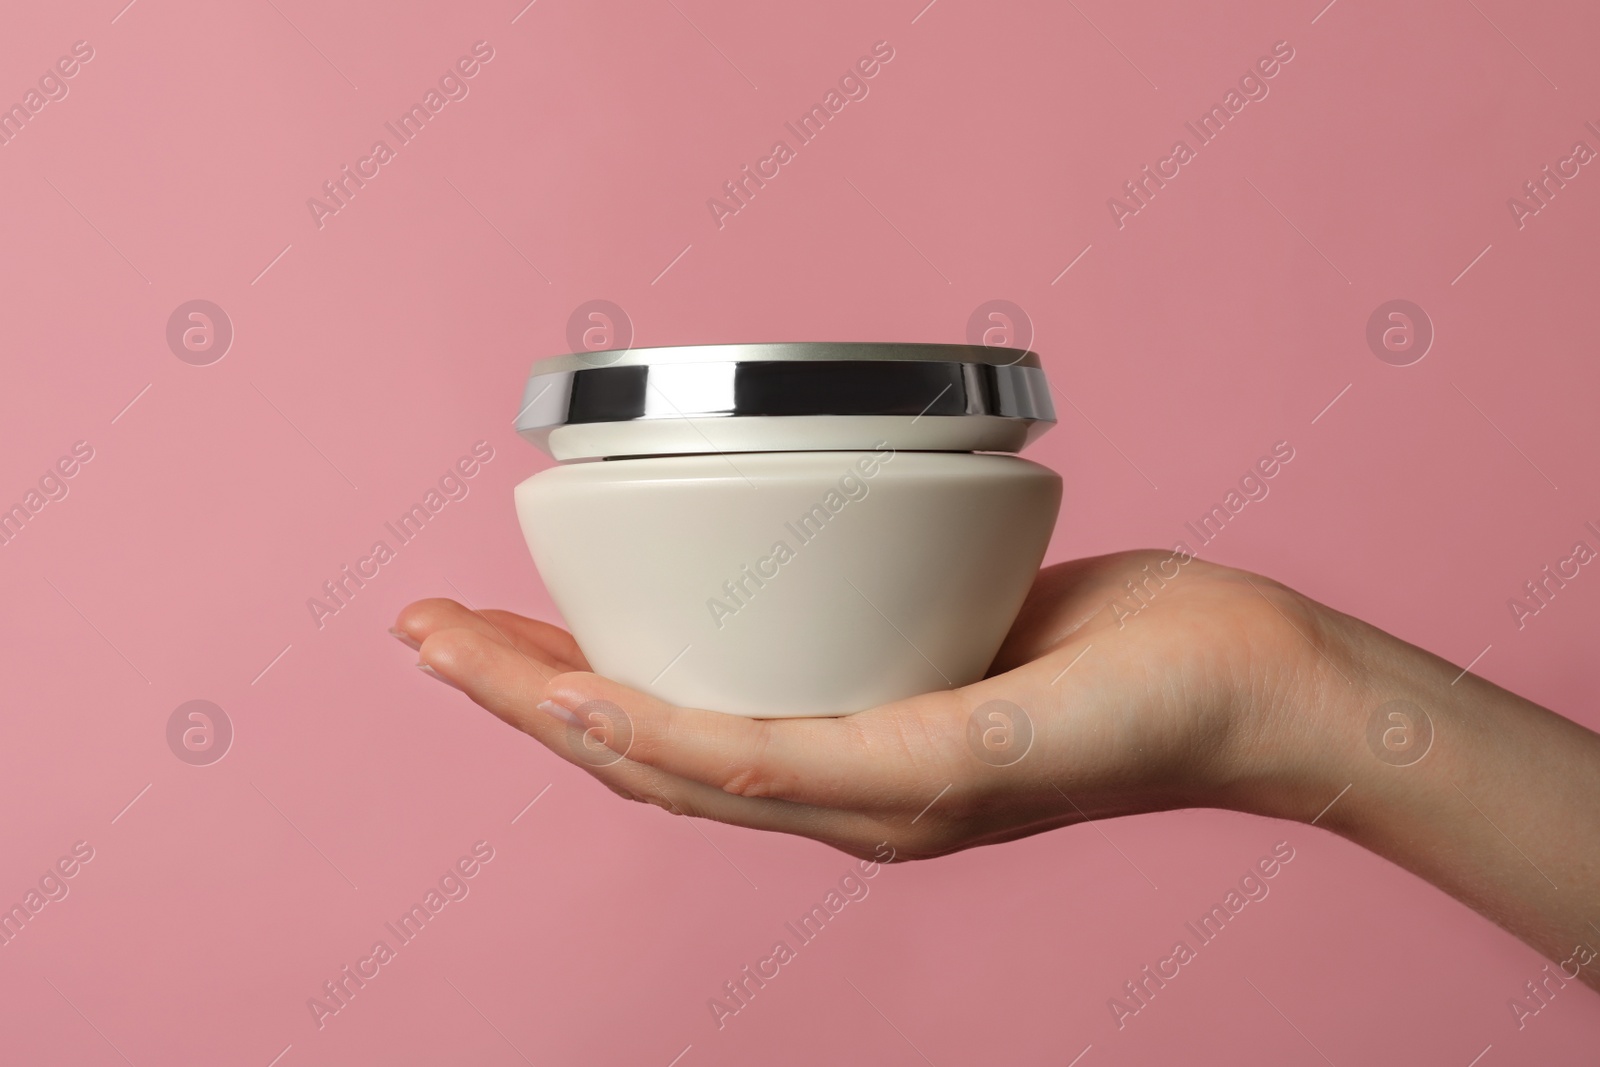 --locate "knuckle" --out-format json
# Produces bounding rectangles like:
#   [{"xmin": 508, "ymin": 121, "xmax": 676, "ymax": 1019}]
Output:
[
  {"xmin": 717, "ymin": 724, "xmax": 785, "ymax": 799},
  {"xmin": 719, "ymin": 765, "xmax": 770, "ymax": 798}
]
